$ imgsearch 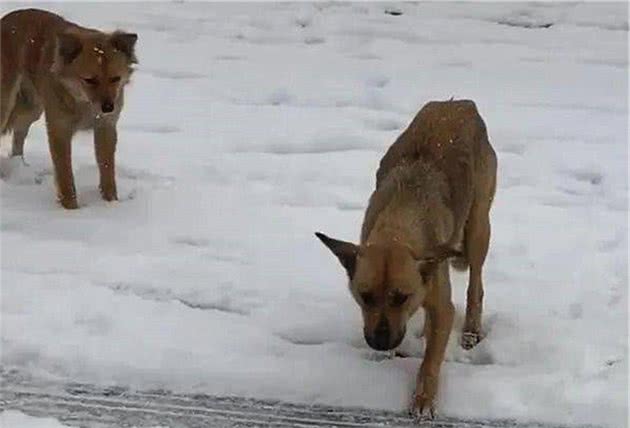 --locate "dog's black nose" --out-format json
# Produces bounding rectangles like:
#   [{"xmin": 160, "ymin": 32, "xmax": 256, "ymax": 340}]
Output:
[
  {"xmin": 101, "ymin": 101, "xmax": 114, "ymax": 113},
  {"xmin": 366, "ymin": 317, "xmax": 391, "ymax": 351}
]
